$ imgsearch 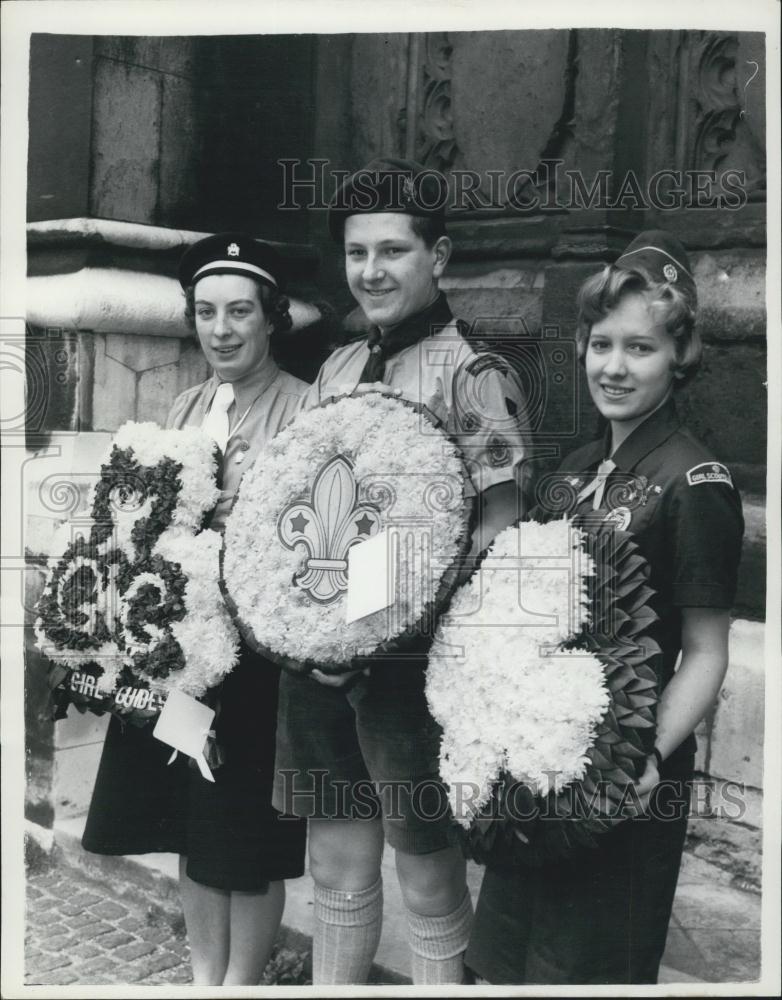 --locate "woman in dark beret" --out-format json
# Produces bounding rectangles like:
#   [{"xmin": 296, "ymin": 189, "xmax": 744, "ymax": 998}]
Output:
[{"xmin": 82, "ymin": 233, "xmax": 333, "ymax": 984}]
